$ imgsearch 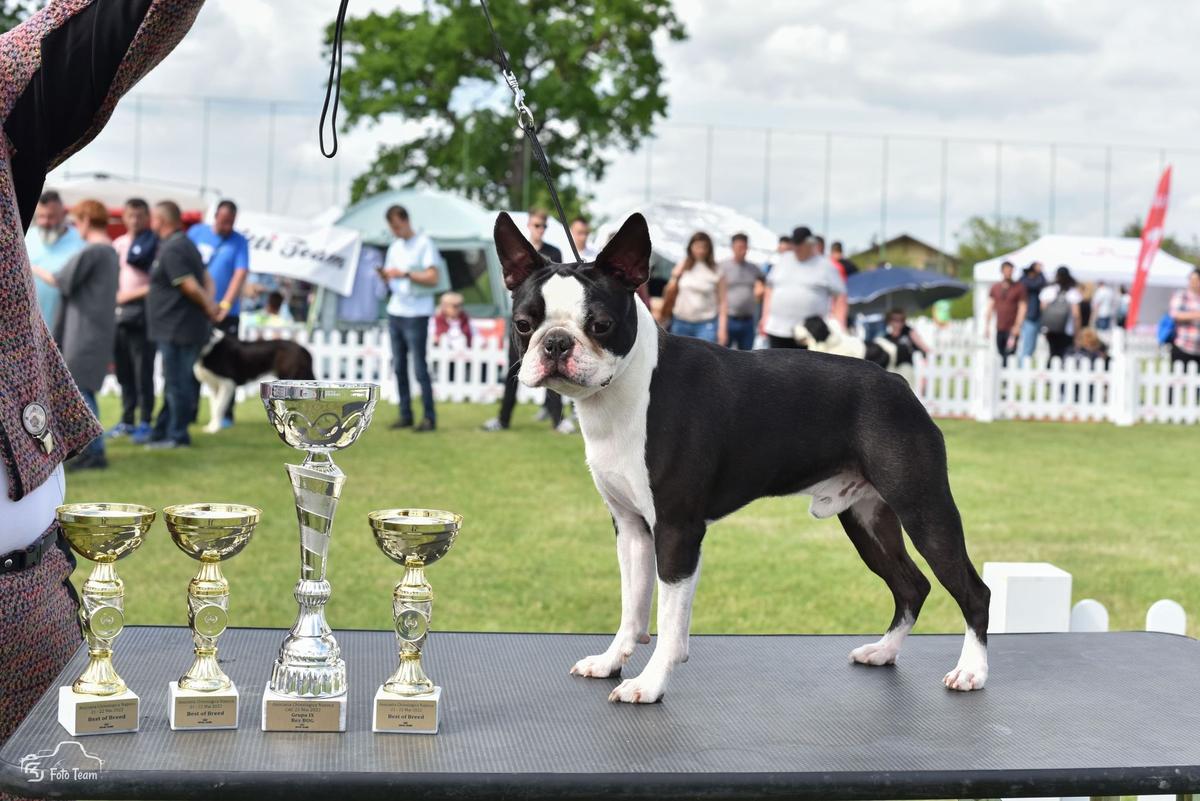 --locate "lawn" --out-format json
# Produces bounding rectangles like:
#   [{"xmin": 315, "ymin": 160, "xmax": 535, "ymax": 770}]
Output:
[{"xmin": 66, "ymin": 396, "xmax": 1200, "ymax": 639}]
